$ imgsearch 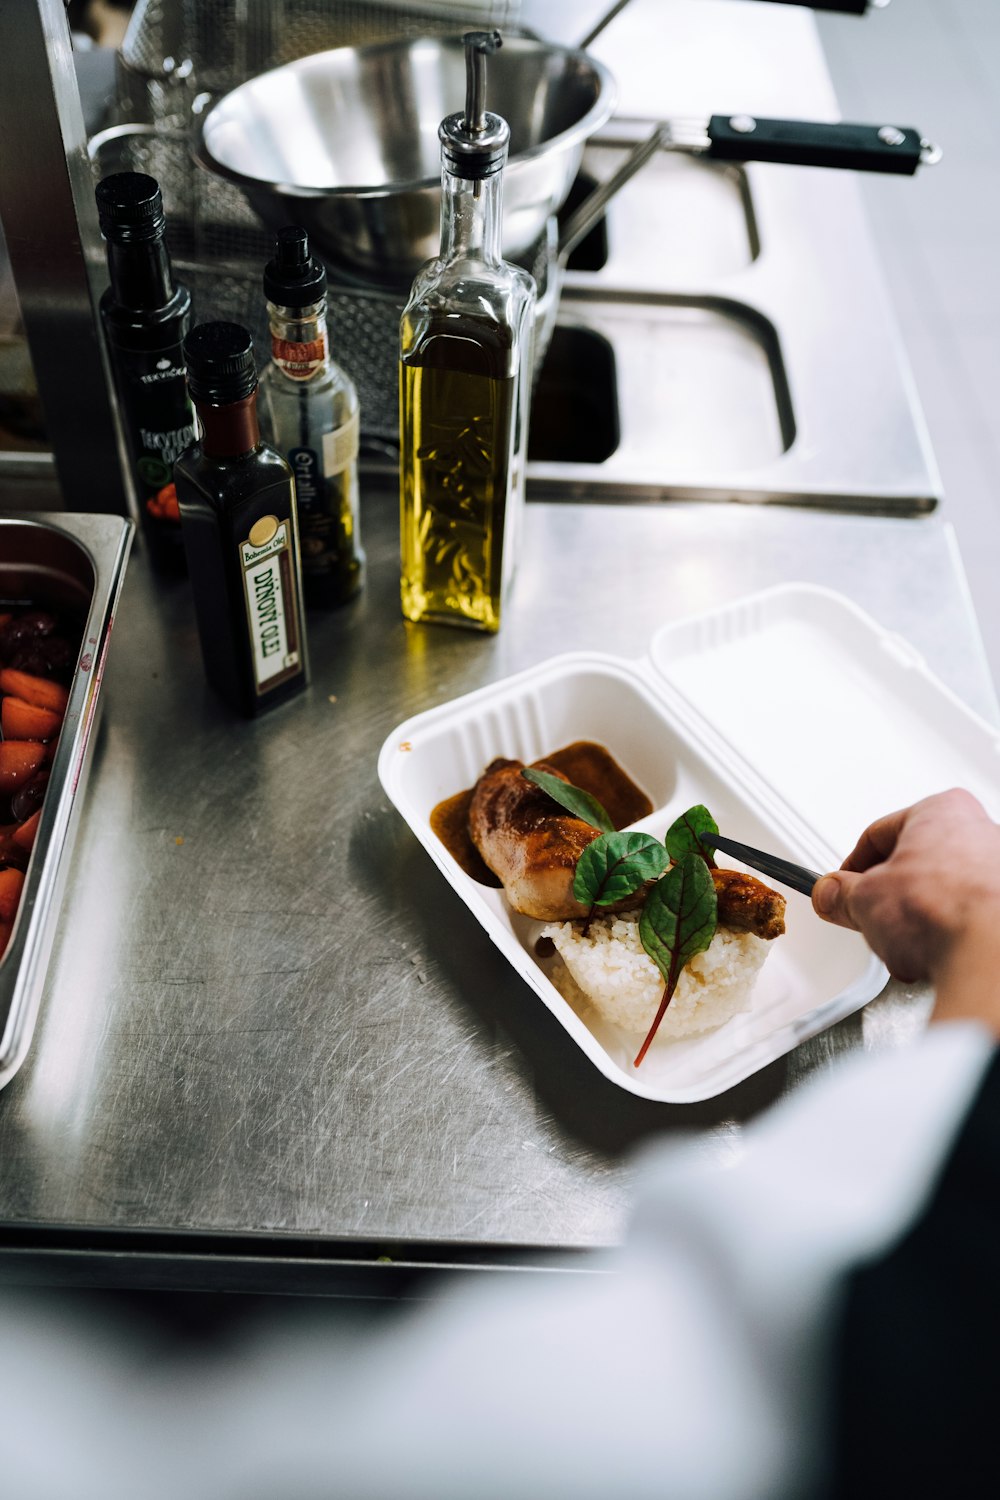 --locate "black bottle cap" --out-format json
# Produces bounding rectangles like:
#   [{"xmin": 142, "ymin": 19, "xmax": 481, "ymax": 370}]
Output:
[
  {"xmin": 183, "ymin": 321, "xmax": 258, "ymax": 405},
  {"xmin": 95, "ymin": 172, "xmax": 166, "ymax": 243},
  {"xmin": 263, "ymin": 226, "xmax": 327, "ymax": 308}
]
